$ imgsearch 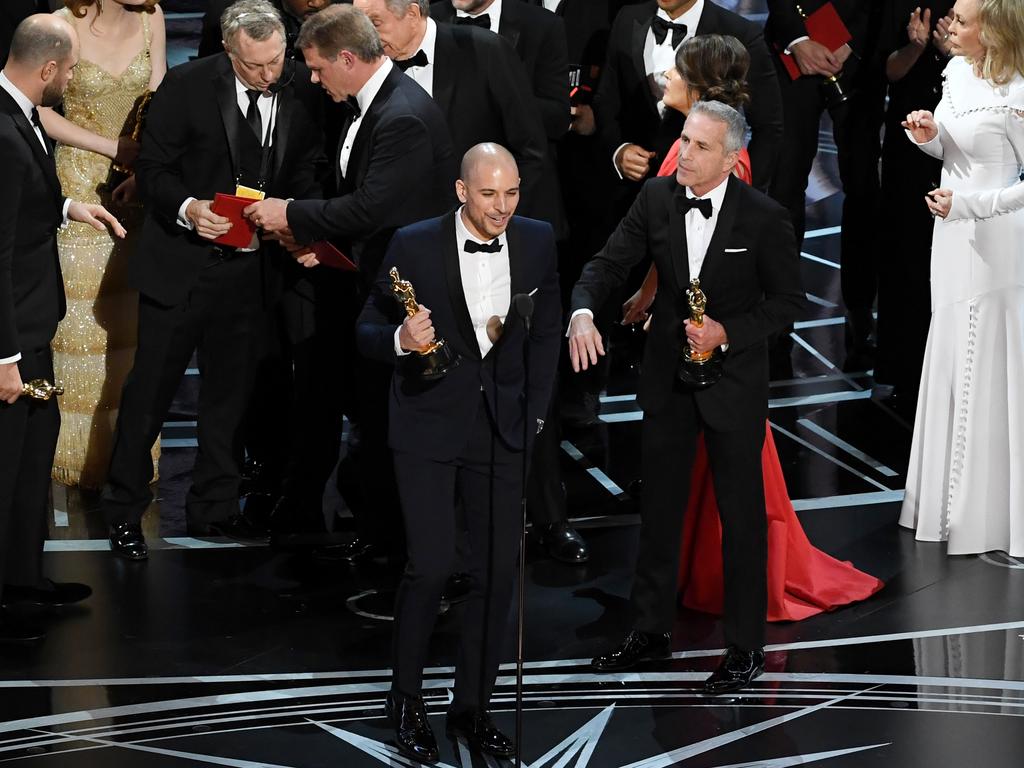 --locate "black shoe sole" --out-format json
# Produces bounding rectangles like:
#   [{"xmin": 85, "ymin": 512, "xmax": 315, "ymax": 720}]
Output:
[
  {"xmin": 702, "ymin": 666, "xmax": 765, "ymax": 696},
  {"xmin": 591, "ymin": 649, "xmax": 671, "ymax": 673}
]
